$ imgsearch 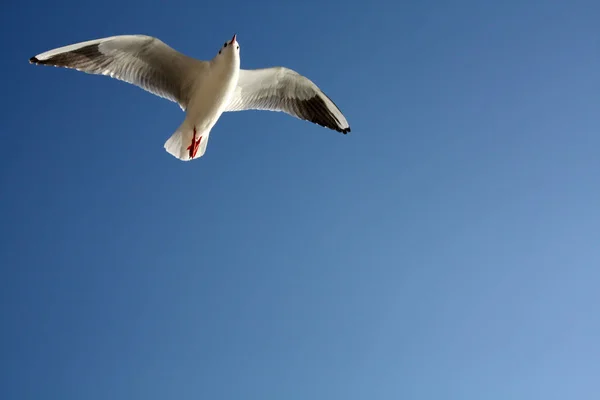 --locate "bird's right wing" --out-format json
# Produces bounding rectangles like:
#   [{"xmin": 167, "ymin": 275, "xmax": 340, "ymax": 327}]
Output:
[{"xmin": 29, "ymin": 35, "xmax": 207, "ymax": 111}]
